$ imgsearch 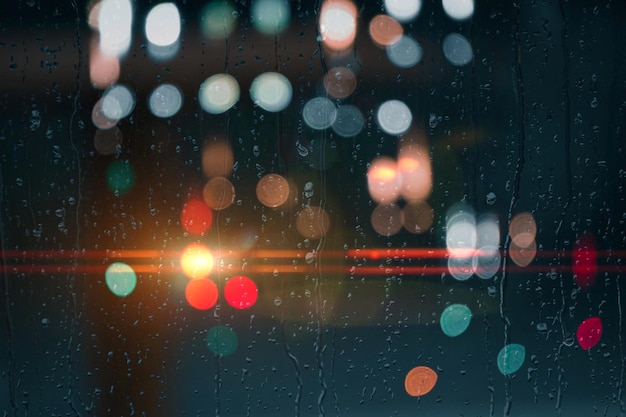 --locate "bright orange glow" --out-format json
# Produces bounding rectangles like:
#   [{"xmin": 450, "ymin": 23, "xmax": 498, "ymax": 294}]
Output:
[
  {"xmin": 405, "ymin": 366, "xmax": 438, "ymax": 397},
  {"xmin": 181, "ymin": 243, "xmax": 214, "ymax": 279},
  {"xmin": 398, "ymin": 145, "xmax": 432, "ymax": 202},
  {"xmin": 224, "ymin": 275, "xmax": 258, "ymax": 309},
  {"xmin": 185, "ymin": 278, "xmax": 218, "ymax": 310},
  {"xmin": 369, "ymin": 14, "xmax": 403, "ymax": 47},
  {"xmin": 367, "ymin": 157, "xmax": 400, "ymax": 204},
  {"xmin": 89, "ymin": 35, "xmax": 120, "ymax": 89},
  {"xmin": 180, "ymin": 198, "xmax": 214, "ymax": 235},
  {"xmin": 202, "ymin": 138, "xmax": 234, "ymax": 178},
  {"xmin": 509, "ymin": 212, "xmax": 537, "ymax": 248},
  {"xmin": 319, "ymin": 0, "xmax": 357, "ymax": 52}
]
